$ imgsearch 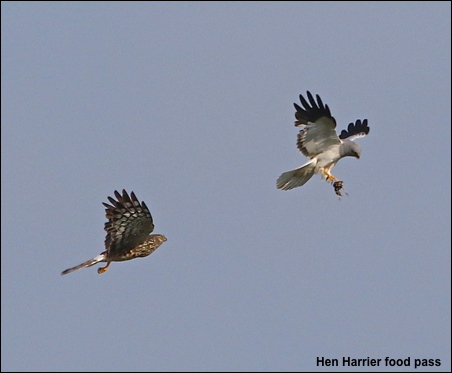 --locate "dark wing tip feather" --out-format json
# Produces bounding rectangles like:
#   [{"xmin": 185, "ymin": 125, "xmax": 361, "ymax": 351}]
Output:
[
  {"xmin": 294, "ymin": 91, "xmax": 335, "ymax": 127},
  {"xmin": 307, "ymin": 91, "xmax": 317, "ymax": 108},
  {"xmin": 114, "ymin": 190, "xmax": 122, "ymax": 200},
  {"xmin": 141, "ymin": 200, "xmax": 149, "ymax": 212},
  {"xmin": 339, "ymin": 119, "xmax": 370, "ymax": 139},
  {"xmin": 324, "ymin": 104, "xmax": 331, "ymax": 117},
  {"xmin": 107, "ymin": 196, "xmax": 118, "ymax": 205},
  {"xmin": 121, "ymin": 189, "xmax": 133, "ymax": 204},
  {"xmin": 316, "ymin": 94, "xmax": 324, "ymax": 108},
  {"xmin": 104, "ymin": 190, "xmax": 135, "ymax": 213},
  {"xmin": 298, "ymin": 93, "xmax": 310, "ymax": 111}
]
